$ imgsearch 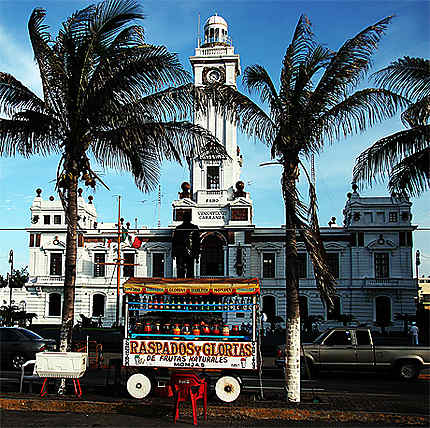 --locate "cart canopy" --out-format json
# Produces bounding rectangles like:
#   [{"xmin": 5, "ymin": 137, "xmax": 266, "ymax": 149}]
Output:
[{"xmin": 123, "ymin": 277, "xmax": 259, "ymax": 296}]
